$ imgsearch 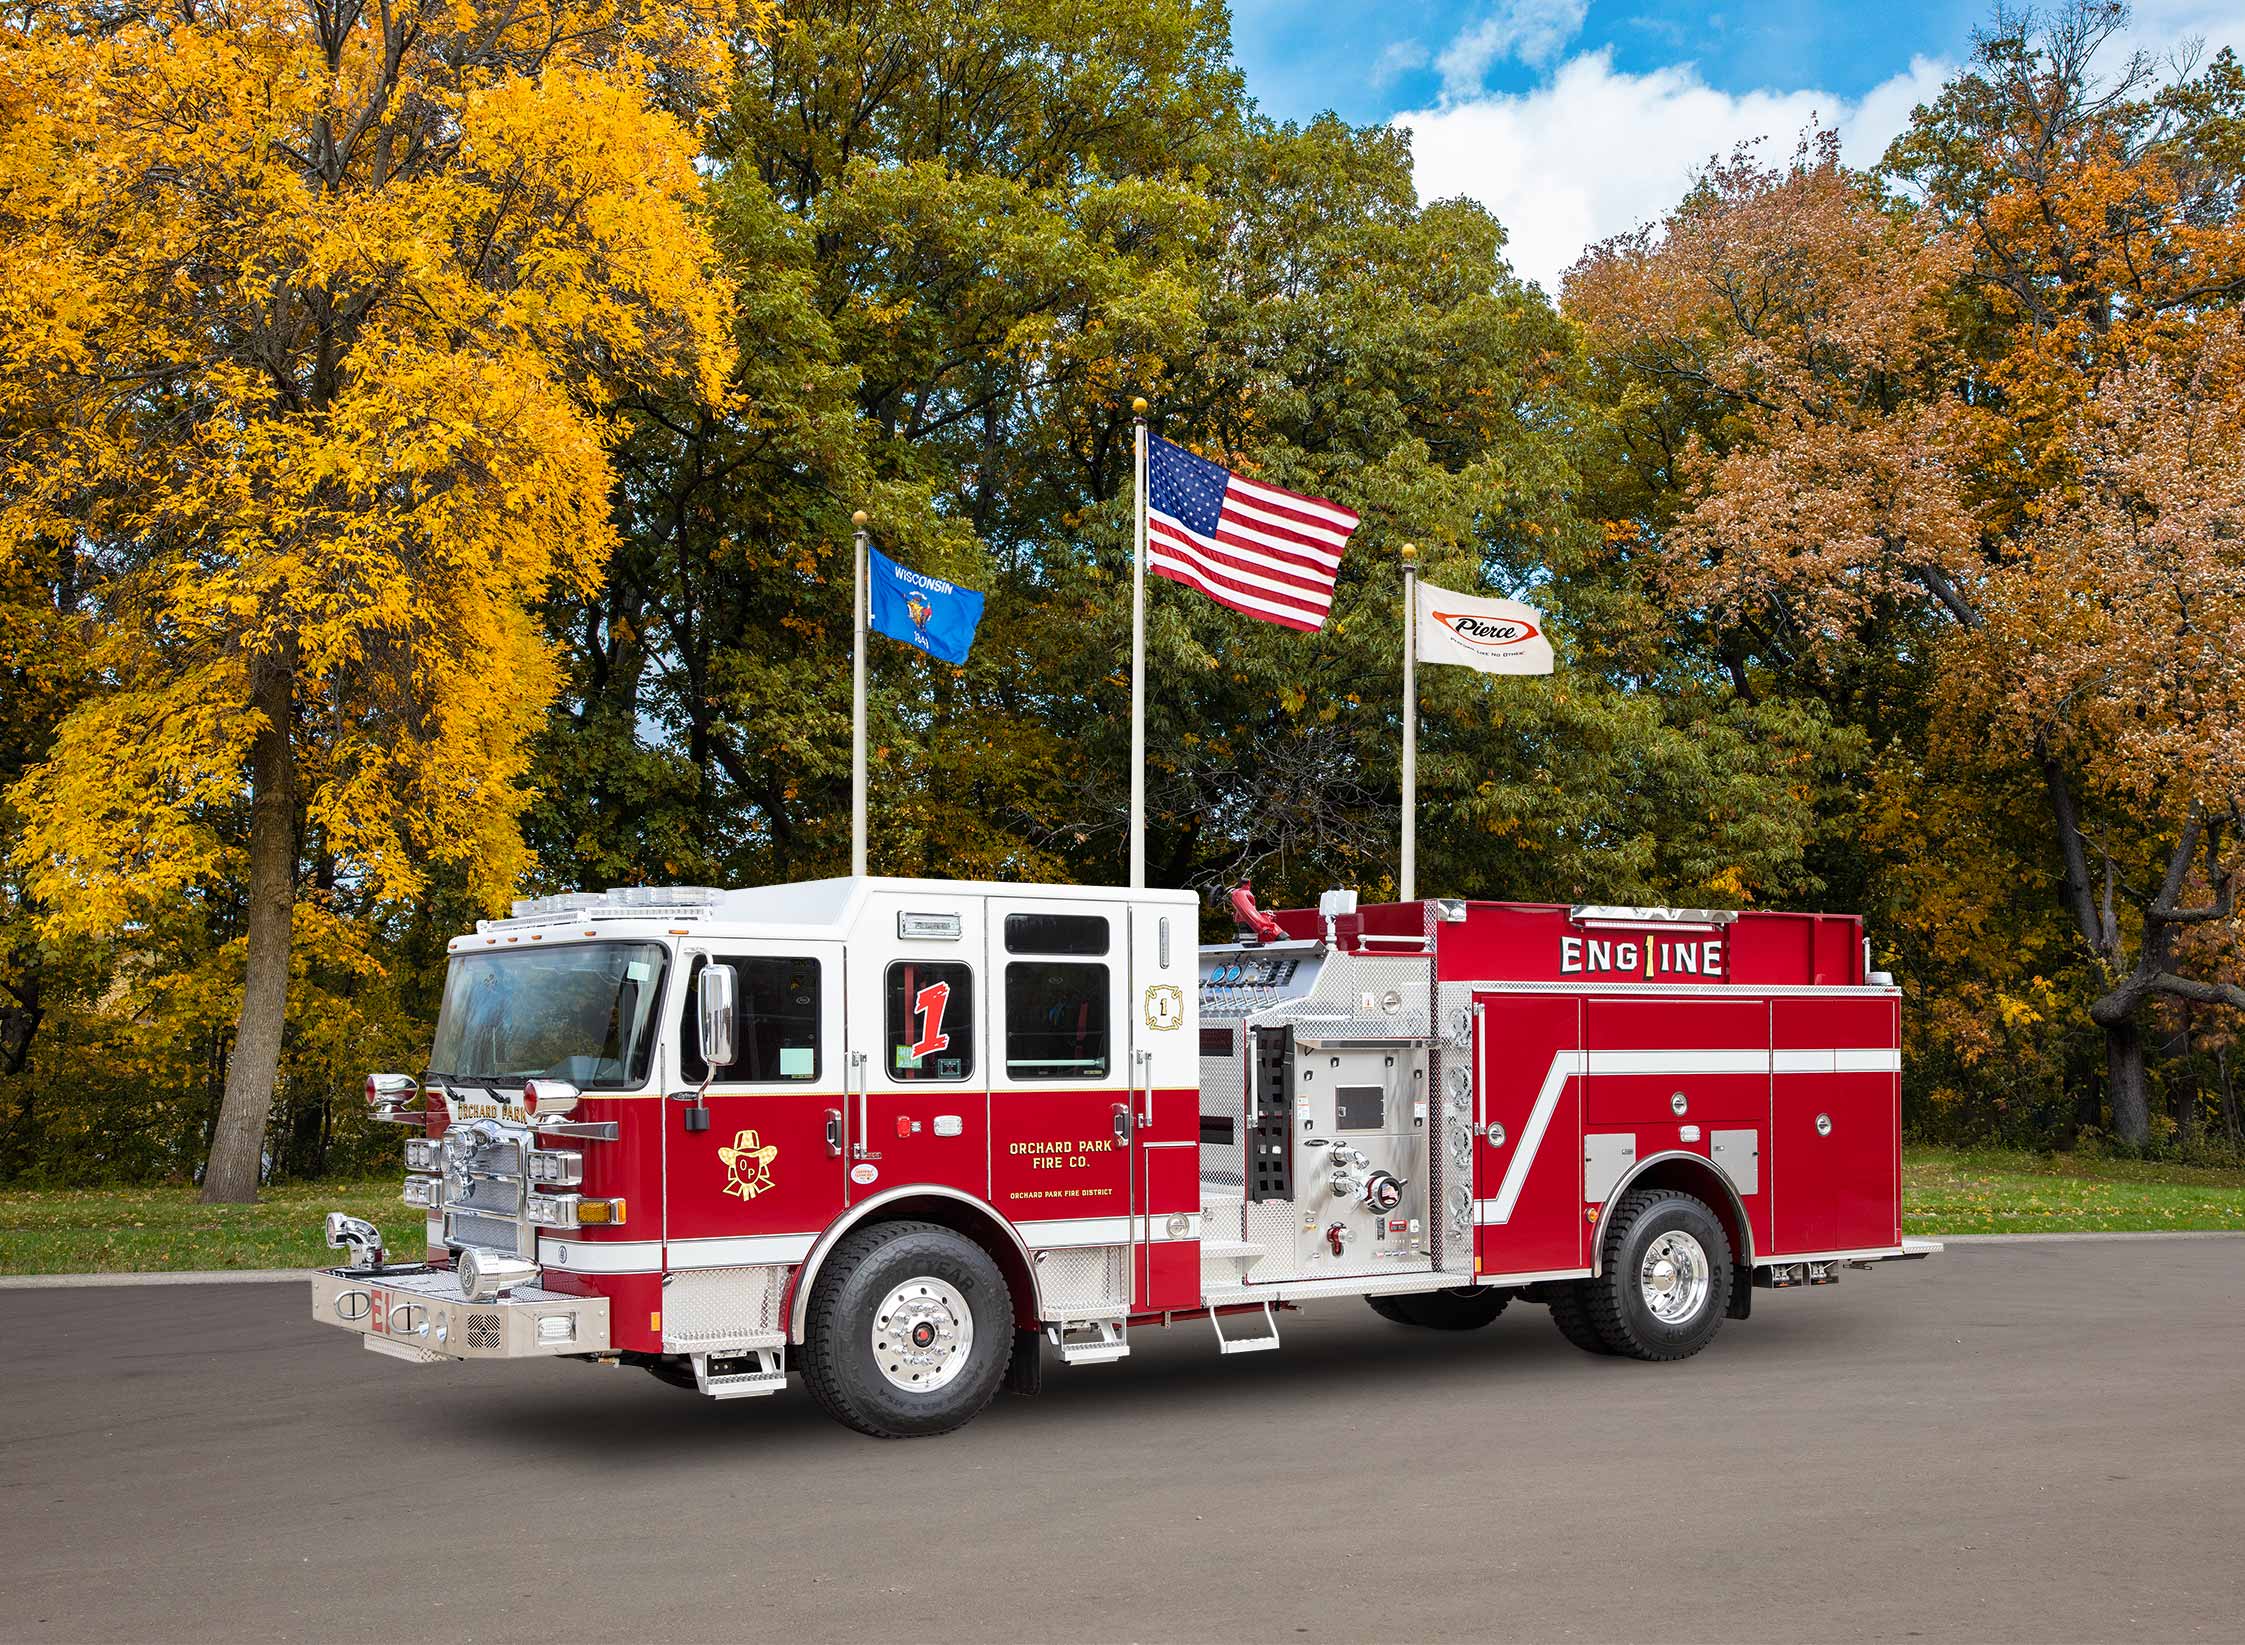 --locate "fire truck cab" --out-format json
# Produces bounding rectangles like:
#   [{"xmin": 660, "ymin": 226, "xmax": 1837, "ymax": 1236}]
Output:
[{"xmin": 314, "ymin": 876, "xmax": 1935, "ymax": 1437}]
